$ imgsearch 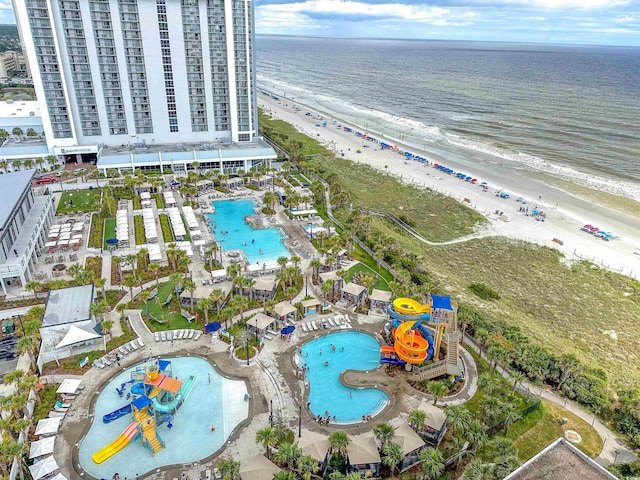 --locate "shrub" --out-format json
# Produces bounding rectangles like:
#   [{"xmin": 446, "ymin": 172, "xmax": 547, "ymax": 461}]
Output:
[{"xmin": 469, "ymin": 283, "xmax": 501, "ymax": 301}]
